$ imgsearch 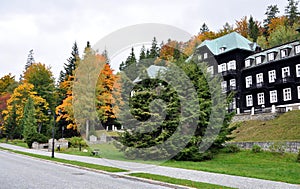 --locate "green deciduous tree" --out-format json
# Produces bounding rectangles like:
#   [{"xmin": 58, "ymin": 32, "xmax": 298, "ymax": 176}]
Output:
[{"xmin": 23, "ymin": 63, "xmax": 56, "ymax": 109}]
